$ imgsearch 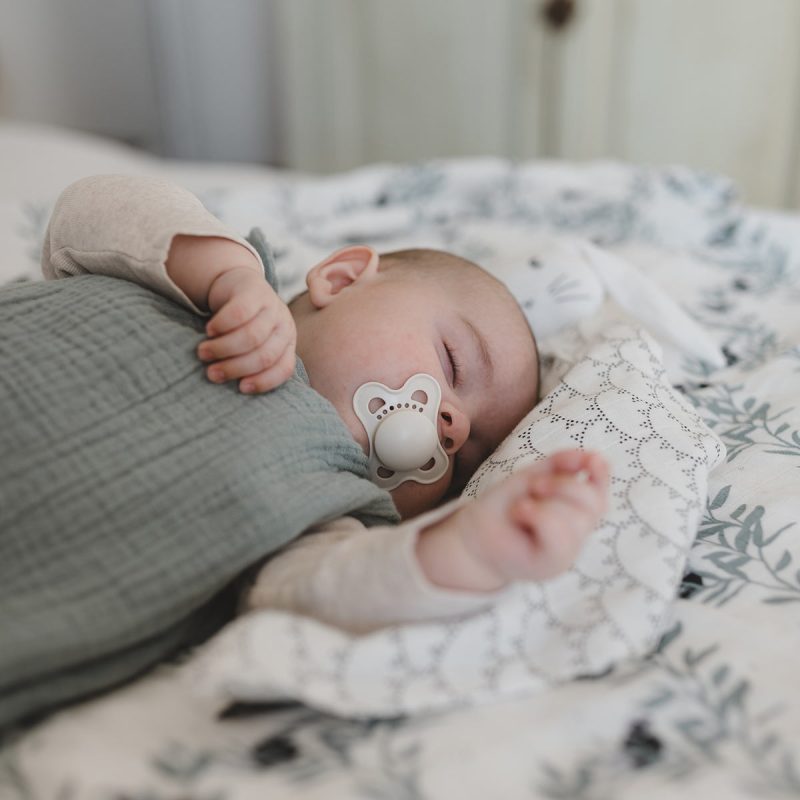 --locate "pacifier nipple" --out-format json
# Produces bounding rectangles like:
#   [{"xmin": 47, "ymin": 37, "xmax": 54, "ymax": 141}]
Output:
[
  {"xmin": 373, "ymin": 409, "xmax": 438, "ymax": 471},
  {"xmin": 352, "ymin": 373, "xmax": 449, "ymax": 490}
]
